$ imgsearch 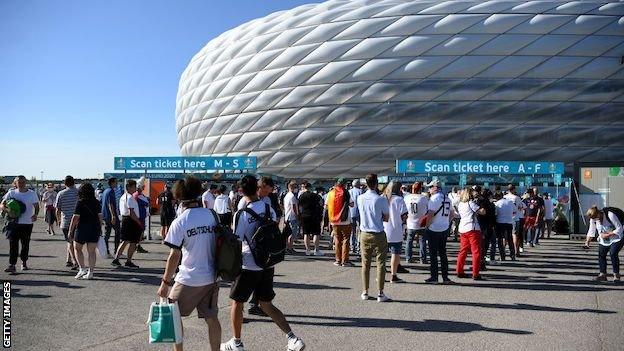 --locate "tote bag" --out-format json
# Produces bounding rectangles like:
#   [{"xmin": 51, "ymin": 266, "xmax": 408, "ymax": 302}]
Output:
[
  {"xmin": 96, "ymin": 236, "xmax": 107, "ymax": 257},
  {"xmin": 147, "ymin": 299, "xmax": 183, "ymax": 344}
]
